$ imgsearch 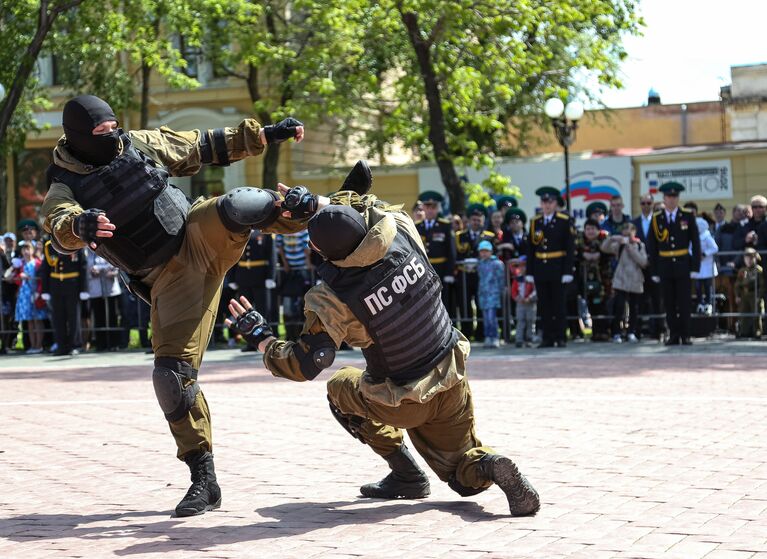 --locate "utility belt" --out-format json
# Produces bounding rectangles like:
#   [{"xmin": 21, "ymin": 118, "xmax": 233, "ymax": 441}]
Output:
[
  {"xmin": 237, "ymin": 259, "xmax": 268, "ymax": 268},
  {"xmin": 659, "ymin": 249, "xmax": 688, "ymax": 257},
  {"xmin": 535, "ymin": 251, "xmax": 566, "ymax": 260},
  {"xmin": 50, "ymin": 272, "xmax": 80, "ymax": 281}
]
